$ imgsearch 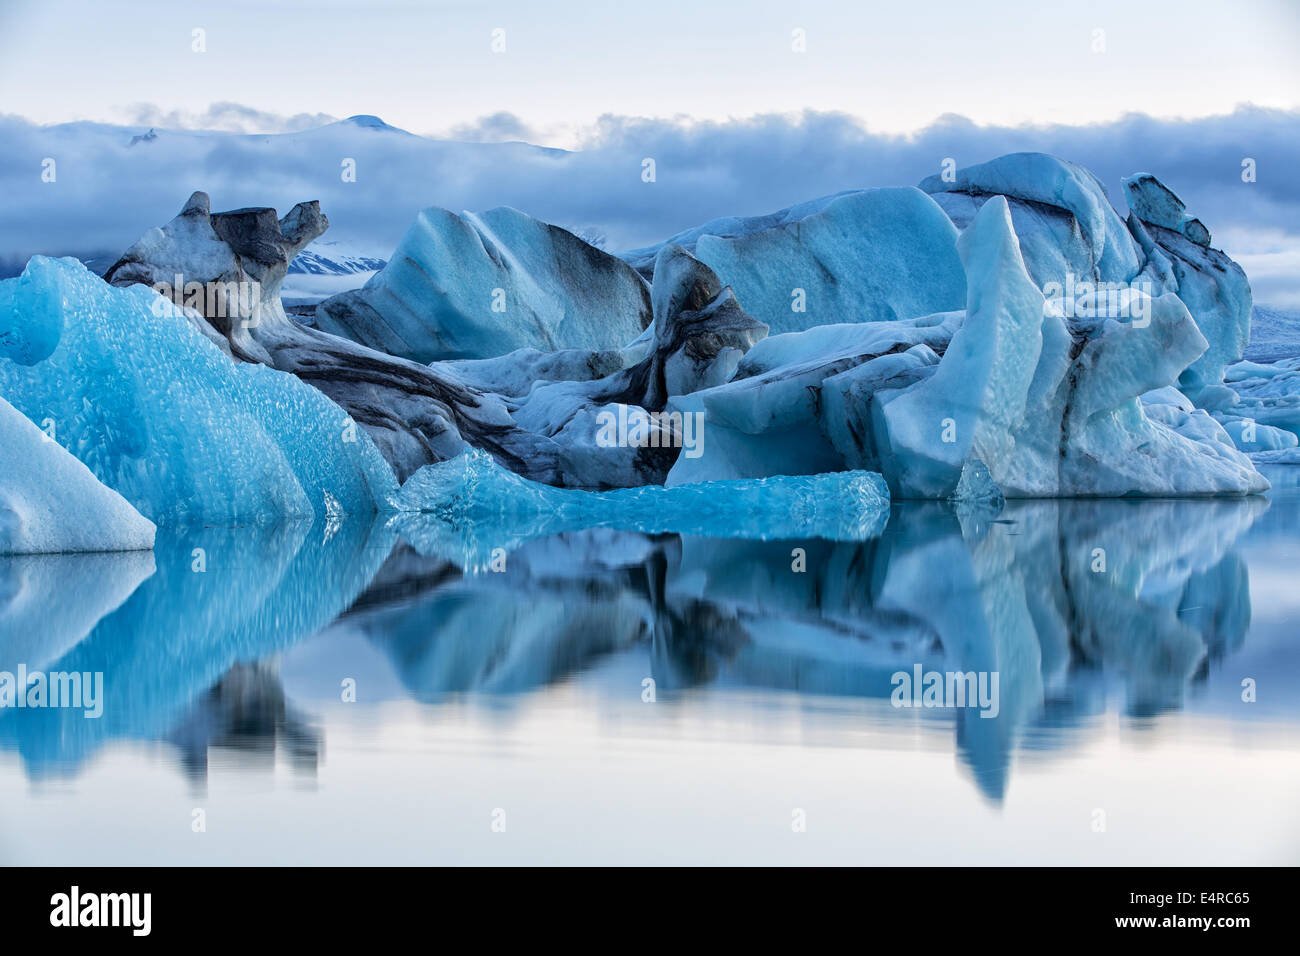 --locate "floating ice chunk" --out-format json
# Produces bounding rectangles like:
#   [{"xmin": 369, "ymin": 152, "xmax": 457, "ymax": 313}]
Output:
[
  {"xmin": 663, "ymin": 196, "xmax": 1266, "ymax": 498},
  {"xmin": 1124, "ymin": 189, "xmax": 1251, "ymax": 396},
  {"xmin": 0, "ymin": 396, "xmax": 156, "ymax": 554},
  {"xmin": 879, "ymin": 196, "xmax": 1058, "ymax": 497},
  {"xmin": 0, "ymin": 257, "xmax": 398, "ymax": 525},
  {"xmin": 877, "ymin": 197, "xmax": 1266, "ymax": 497},
  {"xmin": 393, "ymin": 449, "xmax": 890, "ymax": 568},
  {"xmin": 507, "ymin": 244, "xmax": 767, "ymax": 488},
  {"xmin": 665, "ymin": 313, "xmax": 958, "ymax": 485}
]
